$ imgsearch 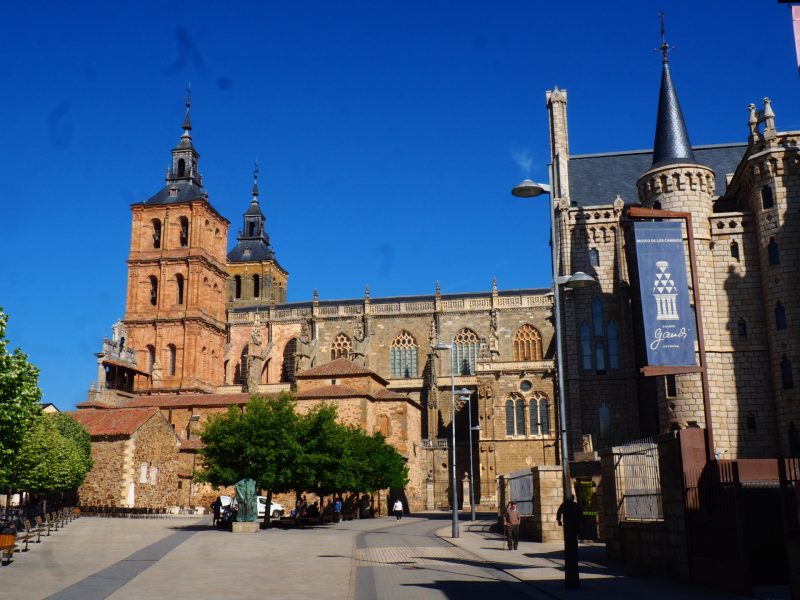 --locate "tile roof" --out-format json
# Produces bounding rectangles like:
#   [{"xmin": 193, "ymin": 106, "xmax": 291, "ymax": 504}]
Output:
[
  {"xmin": 295, "ymin": 384, "xmax": 366, "ymax": 399},
  {"xmin": 123, "ymin": 393, "xmax": 251, "ymax": 408},
  {"xmin": 568, "ymin": 143, "xmax": 746, "ymax": 208},
  {"xmin": 374, "ymin": 388, "xmax": 410, "ymax": 400},
  {"xmin": 75, "ymin": 400, "xmax": 114, "ymax": 409},
  {"xmin": 70, "ymin": 408, "xmax": 160, "ymax": 437},
  {"xmin": 296, "ymin": 358, "xmax": 378, "ymax": 379}
]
